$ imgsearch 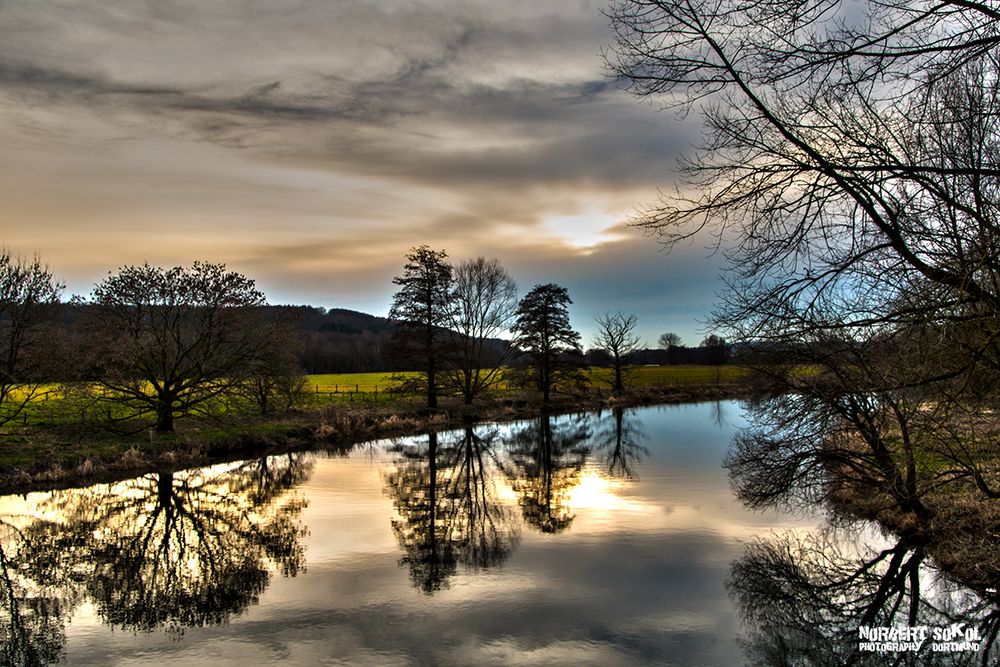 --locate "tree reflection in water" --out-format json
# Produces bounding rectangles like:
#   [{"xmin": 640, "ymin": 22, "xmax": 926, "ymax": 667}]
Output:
[
  {"xmin": 0, "ymin": 515, "xmax": 76, "ymax": 667},
  {"xmin": 0, "ymin": 452, "xmax": 310, "ymax": 657},
  {"xmin": 386, "ymin": 427, "xmax": 519, "ymax": 593},
  {"xmin": 729, "ymin": 525, "xmax": 1000, "ymax": 666},
  {"xmin": 591, "ymin": 407, "xmax": 648, "ymax": 481},
  {"xmin": 728, "ymin": 391, "xmax": 1000, "ymax": 665},
  {"xmin": 503, "ymin": 414, "xmax": 590, "ymax": 534}
]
